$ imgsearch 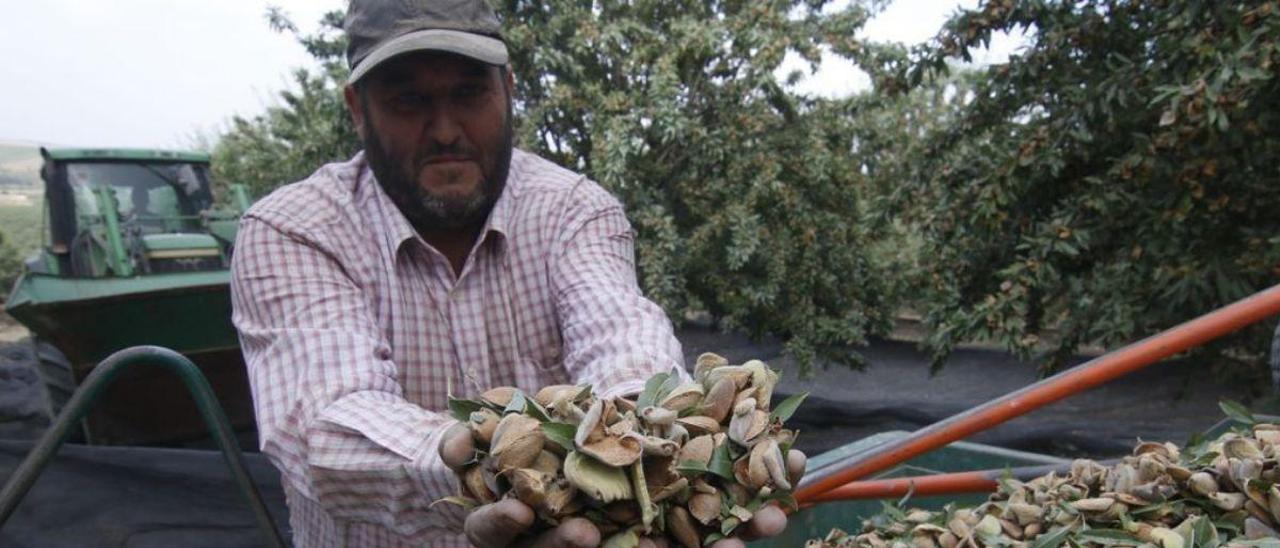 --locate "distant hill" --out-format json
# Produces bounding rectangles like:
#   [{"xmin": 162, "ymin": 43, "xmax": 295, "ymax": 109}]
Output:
[
  {"xmin": 0, "ymin": 141, "xmax": 43, "ymax": 189},
  {"xmin": 0, "ymin": 141, "xmax": 40, "ymax": 163}
]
